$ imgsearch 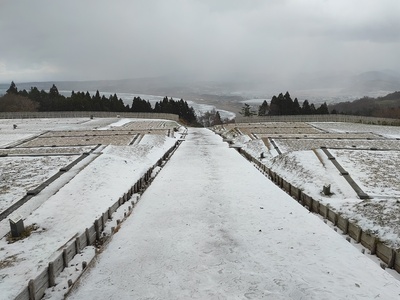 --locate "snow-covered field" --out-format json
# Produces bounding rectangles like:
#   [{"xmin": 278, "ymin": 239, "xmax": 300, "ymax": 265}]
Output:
[
  {"xmin": 0, "ymin": 117, "xmax": 182, "ymax": 299},
  {"xmin": 67, "ymin": 128, "xmax": 400, "ymax": 299},
  {"xmin": 1, "ymin": 118, "xmax": 400, "ymax": 299},
  {"xmin": 219, "ymin": 121, "xmax": 400, "ymax": 249},
  {"xmin": 274, "ymin": 138, "xmax": 400, "ymax": 153},
  {"xmin": 0, "ymin": 155, "xmax": 78, "ymax": 213}
]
